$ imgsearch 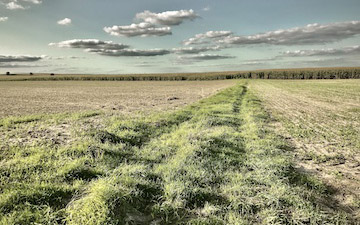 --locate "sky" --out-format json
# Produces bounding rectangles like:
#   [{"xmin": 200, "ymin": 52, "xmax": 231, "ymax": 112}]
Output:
[{"xmin": 0, "ymin": 0, "xmax": 360, "ymax": 74}]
